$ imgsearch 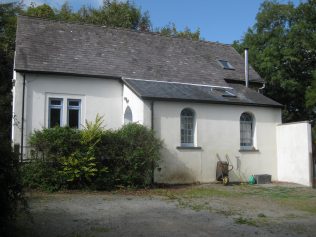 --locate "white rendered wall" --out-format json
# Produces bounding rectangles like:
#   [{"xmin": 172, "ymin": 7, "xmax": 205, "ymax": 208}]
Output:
[
  {"xmin": 12, "ymin": 72, "xmax": 123, "ymax": 156},
  {"xmin": 153, "ymin": 101, "xmax": 282, "ymax": 184},
  {"xmin": 123, "ymin": 85, "xmax": 144, "ymax": 125},
  {"xmin": 277, "ymin": 122, "xmax": 313, "ymax": 187}
]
